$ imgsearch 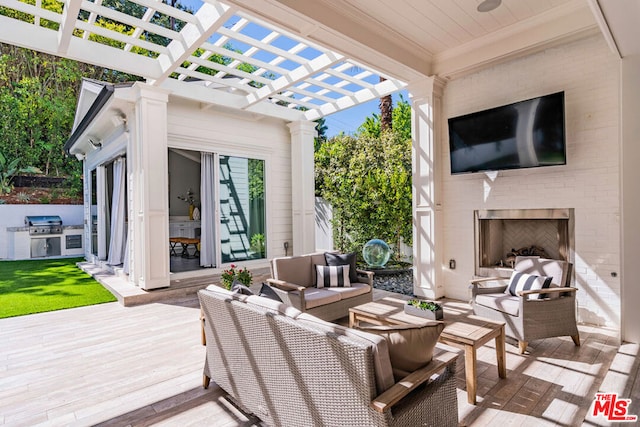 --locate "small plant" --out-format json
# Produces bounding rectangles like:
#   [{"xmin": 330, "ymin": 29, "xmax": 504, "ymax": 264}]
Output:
[
  {"xmin": 177, "ymin": 188, "xmax": 196, "ymax": 205},
  {"xmin": 221, "ymin": 264, "xmax": 252, "ymax": 290},
  {"xmin": 16, "ymin": 192, "xmax": 31, "ymax": 203},
  {"xmin": 38, "ymin": 196, "xmax": 51, "ymax": 204},
  {"xmin": 407, "ymin": 299, "xmax": 442, "ymax": 312},
  {"xmin": 250, "ymin": 233, "xmax": 265, "ymax": 257},
  {"xmin": 0, "ymin": 151, "xmax": 40, "ymax": 194}
]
